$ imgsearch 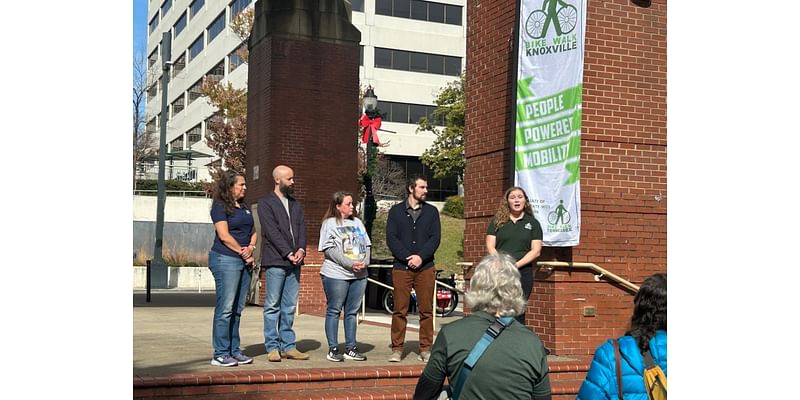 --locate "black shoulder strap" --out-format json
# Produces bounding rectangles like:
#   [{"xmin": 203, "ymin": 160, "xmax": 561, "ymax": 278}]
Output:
[{"xmin": 451, "ymin": 316, "xmax": 514, "ymax": 400}]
